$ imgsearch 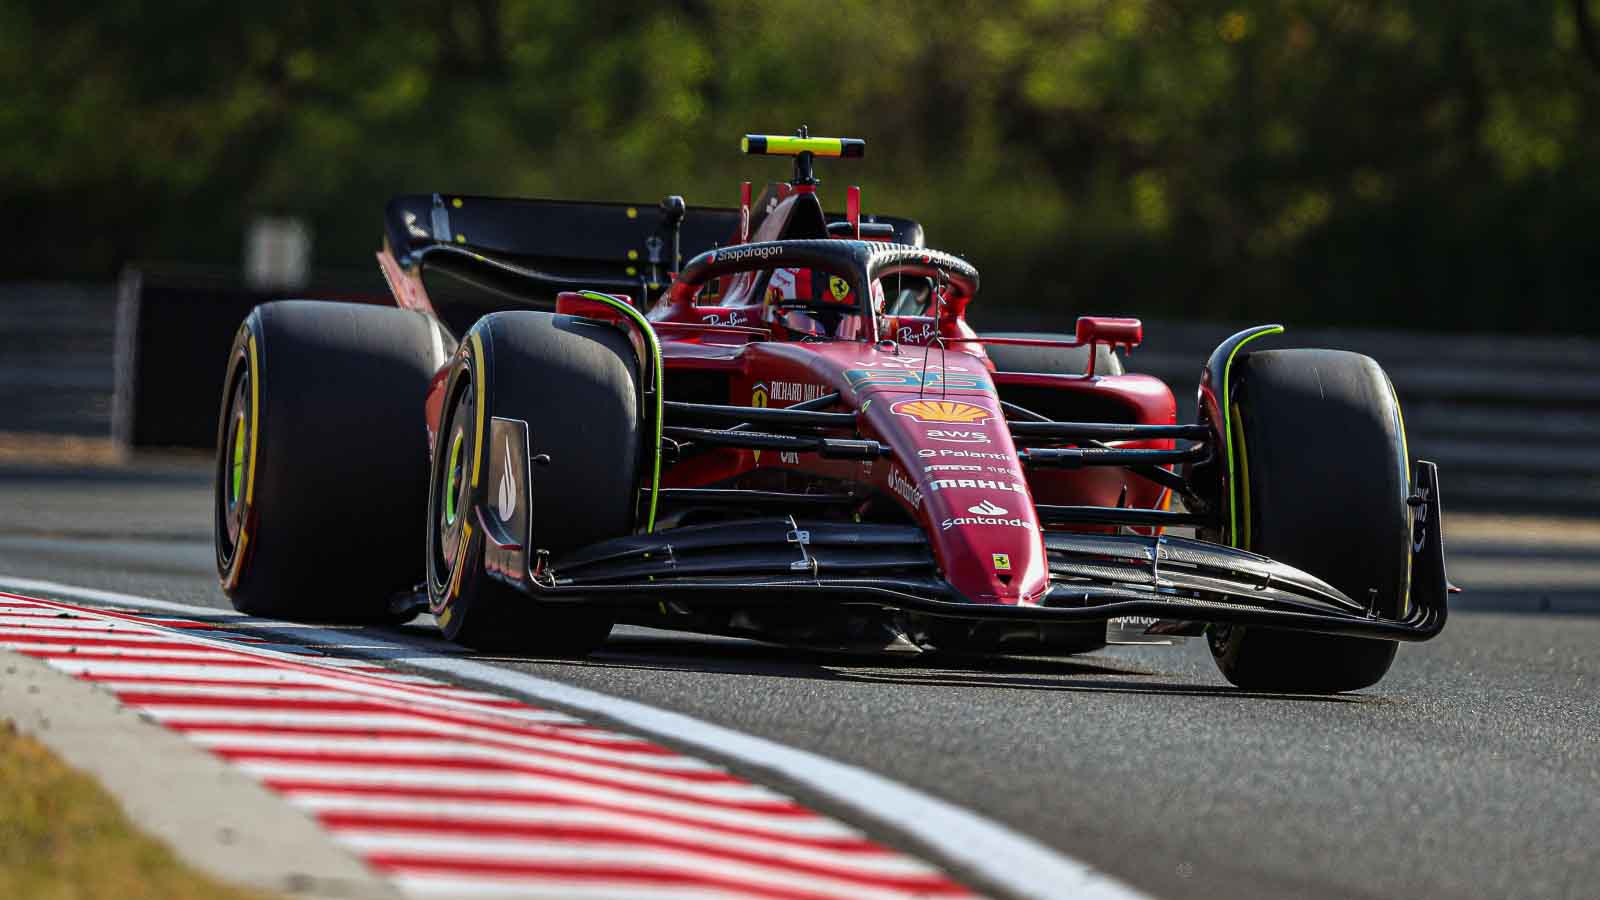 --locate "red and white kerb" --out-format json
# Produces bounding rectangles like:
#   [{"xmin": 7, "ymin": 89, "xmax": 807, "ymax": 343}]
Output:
[{"xmin": 0, "ymin": 593, "xmax": 973, "ymax": 900}]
